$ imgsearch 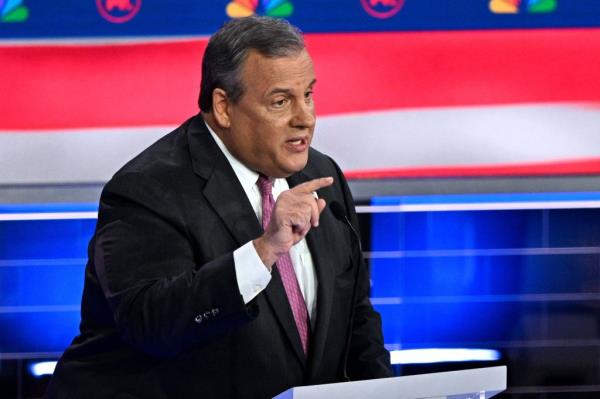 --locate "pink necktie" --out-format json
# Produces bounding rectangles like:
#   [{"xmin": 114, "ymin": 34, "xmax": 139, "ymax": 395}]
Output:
[{"xmin": 257, "ymin": 175, "xmax": 310, "ymax": 354}]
